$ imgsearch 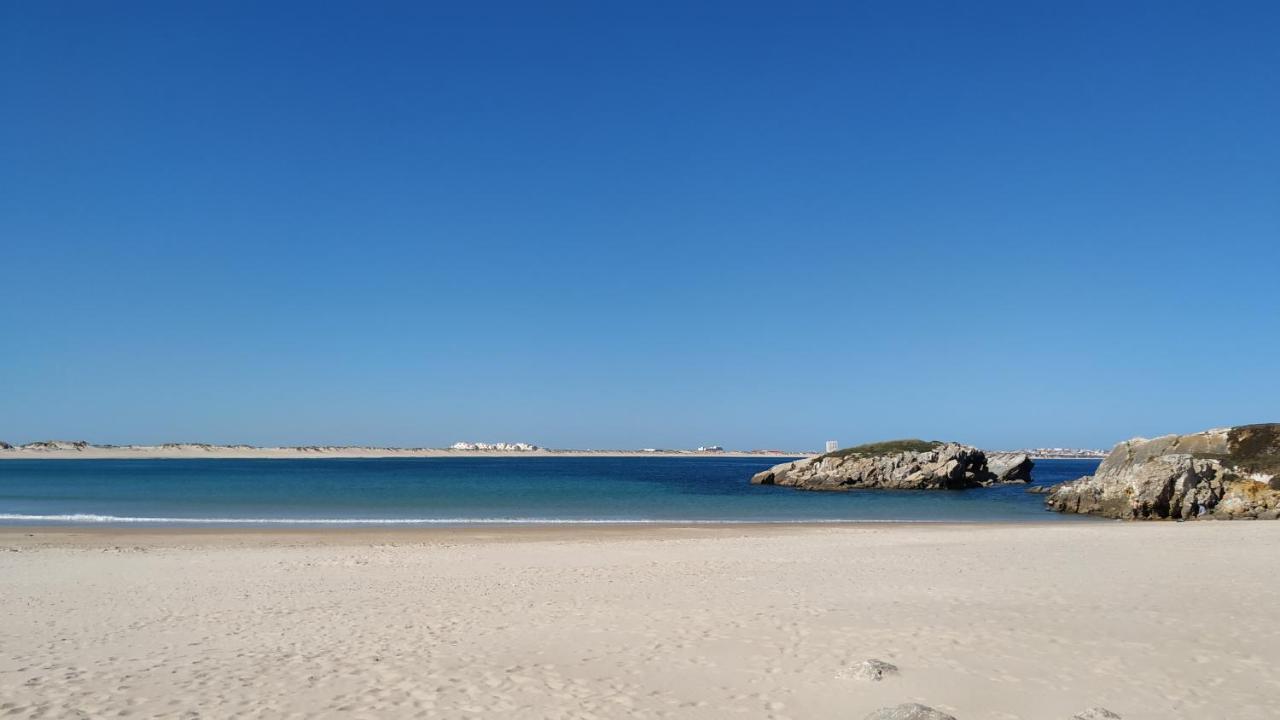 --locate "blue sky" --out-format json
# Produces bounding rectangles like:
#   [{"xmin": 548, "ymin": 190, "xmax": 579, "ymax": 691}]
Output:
[{"xmin": 2, "ymin": 2, "xmax": 1277, "ymax": 450}]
